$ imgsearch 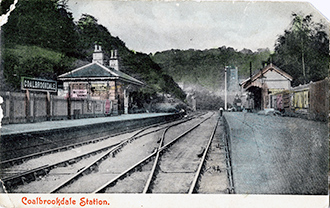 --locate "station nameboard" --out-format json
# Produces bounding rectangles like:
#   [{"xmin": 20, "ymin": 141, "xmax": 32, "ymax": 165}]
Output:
[{"xmin": 21, "ymin": 77, "xmax": 57, "ymax": 92}]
